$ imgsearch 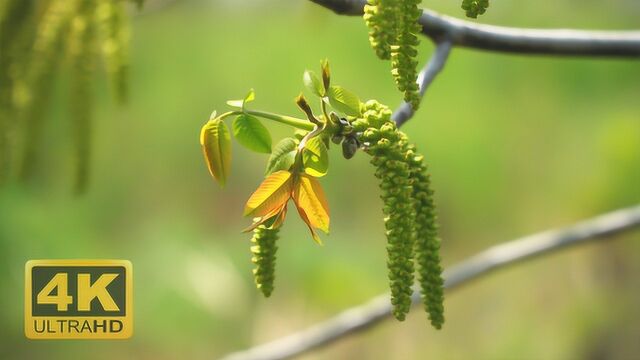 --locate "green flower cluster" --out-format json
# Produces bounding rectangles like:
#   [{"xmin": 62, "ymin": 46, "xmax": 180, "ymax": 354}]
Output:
[
  {"xmin": 363, "ymin": 0, "xmax": 422, "ymax": 110},
  {"xmin": 406, "ymin": 144, "xmax": 445, "ymax": 328},
  {"xmin": 391, "ymin": 0, "xmax": 421, "ymax": 109},
  {"xmin": 96, "ymin": 0, "xmax": 130, "ymax": 104},
  {"xmin": 351, "ymin": 100, "xmax": 444, "ymax": 326},
  {"xmin": 461, "ymin": 0, "xmax": 489, "ymax": 18},
  {"xmin": 68, "ymin": 0, "xmax": 98, "ymax": 193},
  {"xmin": 363, "ymin": 0, "xmax": 397, "ymax": 60},
  {"xmin": 250, "ymin": 225, "xmax": 280, "ymax": 297}
]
